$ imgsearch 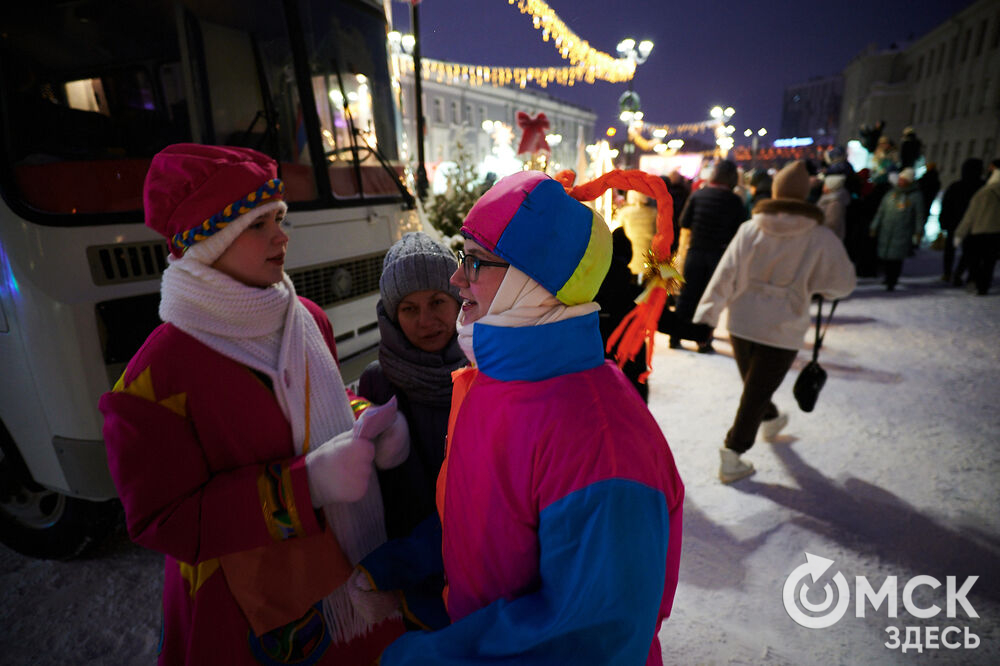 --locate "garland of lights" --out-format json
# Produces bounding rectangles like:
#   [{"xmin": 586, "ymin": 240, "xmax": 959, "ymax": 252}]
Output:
[
  {"xmin": 389, "ymin": 0, "xmax": 636, "ymax": 88},
  {"xmin": 395, "ymin": 54, "xmax": 631, "ymax": 89},
  {"xmin": 640, "ymin": 120, "xmax": 720, "ymax": 136},
  {"xmin": 508, "ymin": 0, "xmax": 635, "ymax": 82}
]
